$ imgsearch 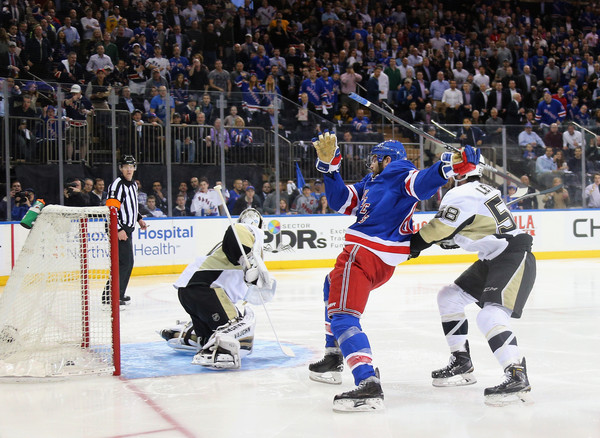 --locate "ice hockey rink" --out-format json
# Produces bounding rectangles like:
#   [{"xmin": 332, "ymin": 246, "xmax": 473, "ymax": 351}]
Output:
[{"xmin": 0, "ymin": 259, "xmax": 599, "ymax": 438}]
